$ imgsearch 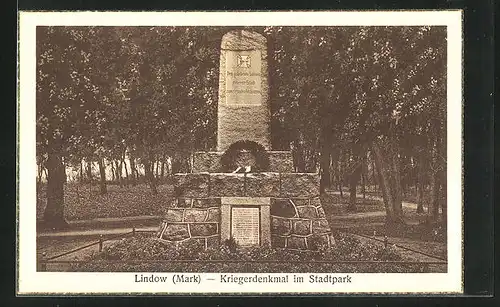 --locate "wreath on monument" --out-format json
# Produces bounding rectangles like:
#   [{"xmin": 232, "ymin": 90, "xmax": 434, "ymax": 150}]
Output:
[{"xmin": 220, "ymin": 140, "xmax": 270, "ymax": 173}]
